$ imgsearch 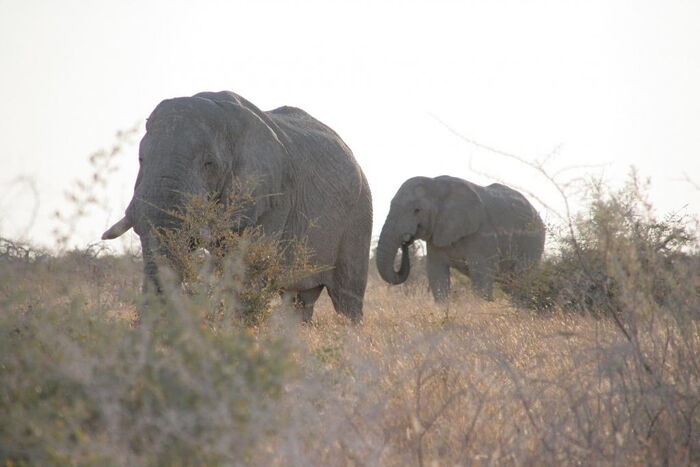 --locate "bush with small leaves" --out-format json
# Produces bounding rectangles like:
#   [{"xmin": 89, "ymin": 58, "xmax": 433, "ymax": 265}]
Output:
[
  {"xmin": 153, "ymin": 188, "xmax": 319, "ymax": 327},
  {"xmin": 0, "ymin": 267, "xmax": 293, "ymax": 465},
  {"xmin": 510, "ymin": 171, "xmax": 699, "ymax": 320}
]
